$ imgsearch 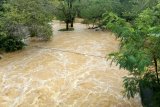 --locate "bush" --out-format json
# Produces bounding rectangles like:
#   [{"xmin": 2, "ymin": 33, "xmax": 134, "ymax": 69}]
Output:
[
  {"xmin": 29, "ymin": 24, "xmax": 53, "ymax": 40},
  {"xmin": 0, "ymin": 36, "xmax": 25, "ymax": 52},
  {"xmin": 37, "ymin": 24, "xmax": 53, "ymax": 40}
]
